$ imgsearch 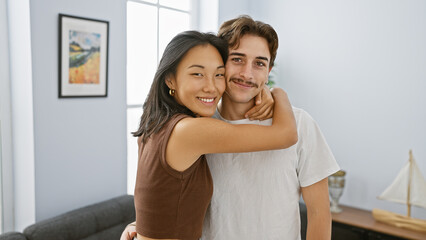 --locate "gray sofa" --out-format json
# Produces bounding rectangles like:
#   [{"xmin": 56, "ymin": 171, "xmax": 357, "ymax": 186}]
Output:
[
  {"xmin": 0, "ymin": 232, "xmax": 26, "ymax": 240},
  {"xmin": 1, "ymin": 195, "xmax": 308, "ymax": 240},
  {"xmin": 0, "ymin": 195, "xmax": 135, "ymax": 240}
]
